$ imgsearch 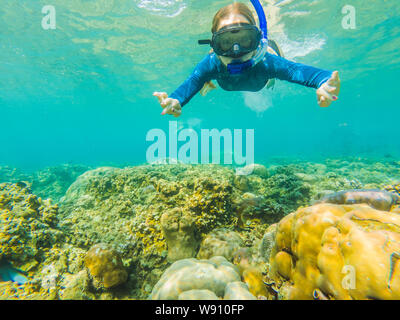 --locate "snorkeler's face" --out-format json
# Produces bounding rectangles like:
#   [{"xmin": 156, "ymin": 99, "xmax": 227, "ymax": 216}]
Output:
[{"xmin": 216, "ymin": 14, "xmax": 258, "ymax": 65}]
